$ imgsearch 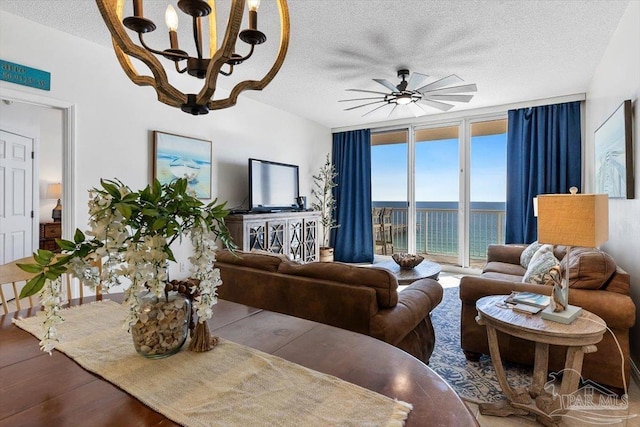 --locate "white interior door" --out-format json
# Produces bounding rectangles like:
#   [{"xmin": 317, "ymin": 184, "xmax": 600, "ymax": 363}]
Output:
[{"xmin": 0, "ymin": 129, "xmax": 35, "ymax": 263}]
